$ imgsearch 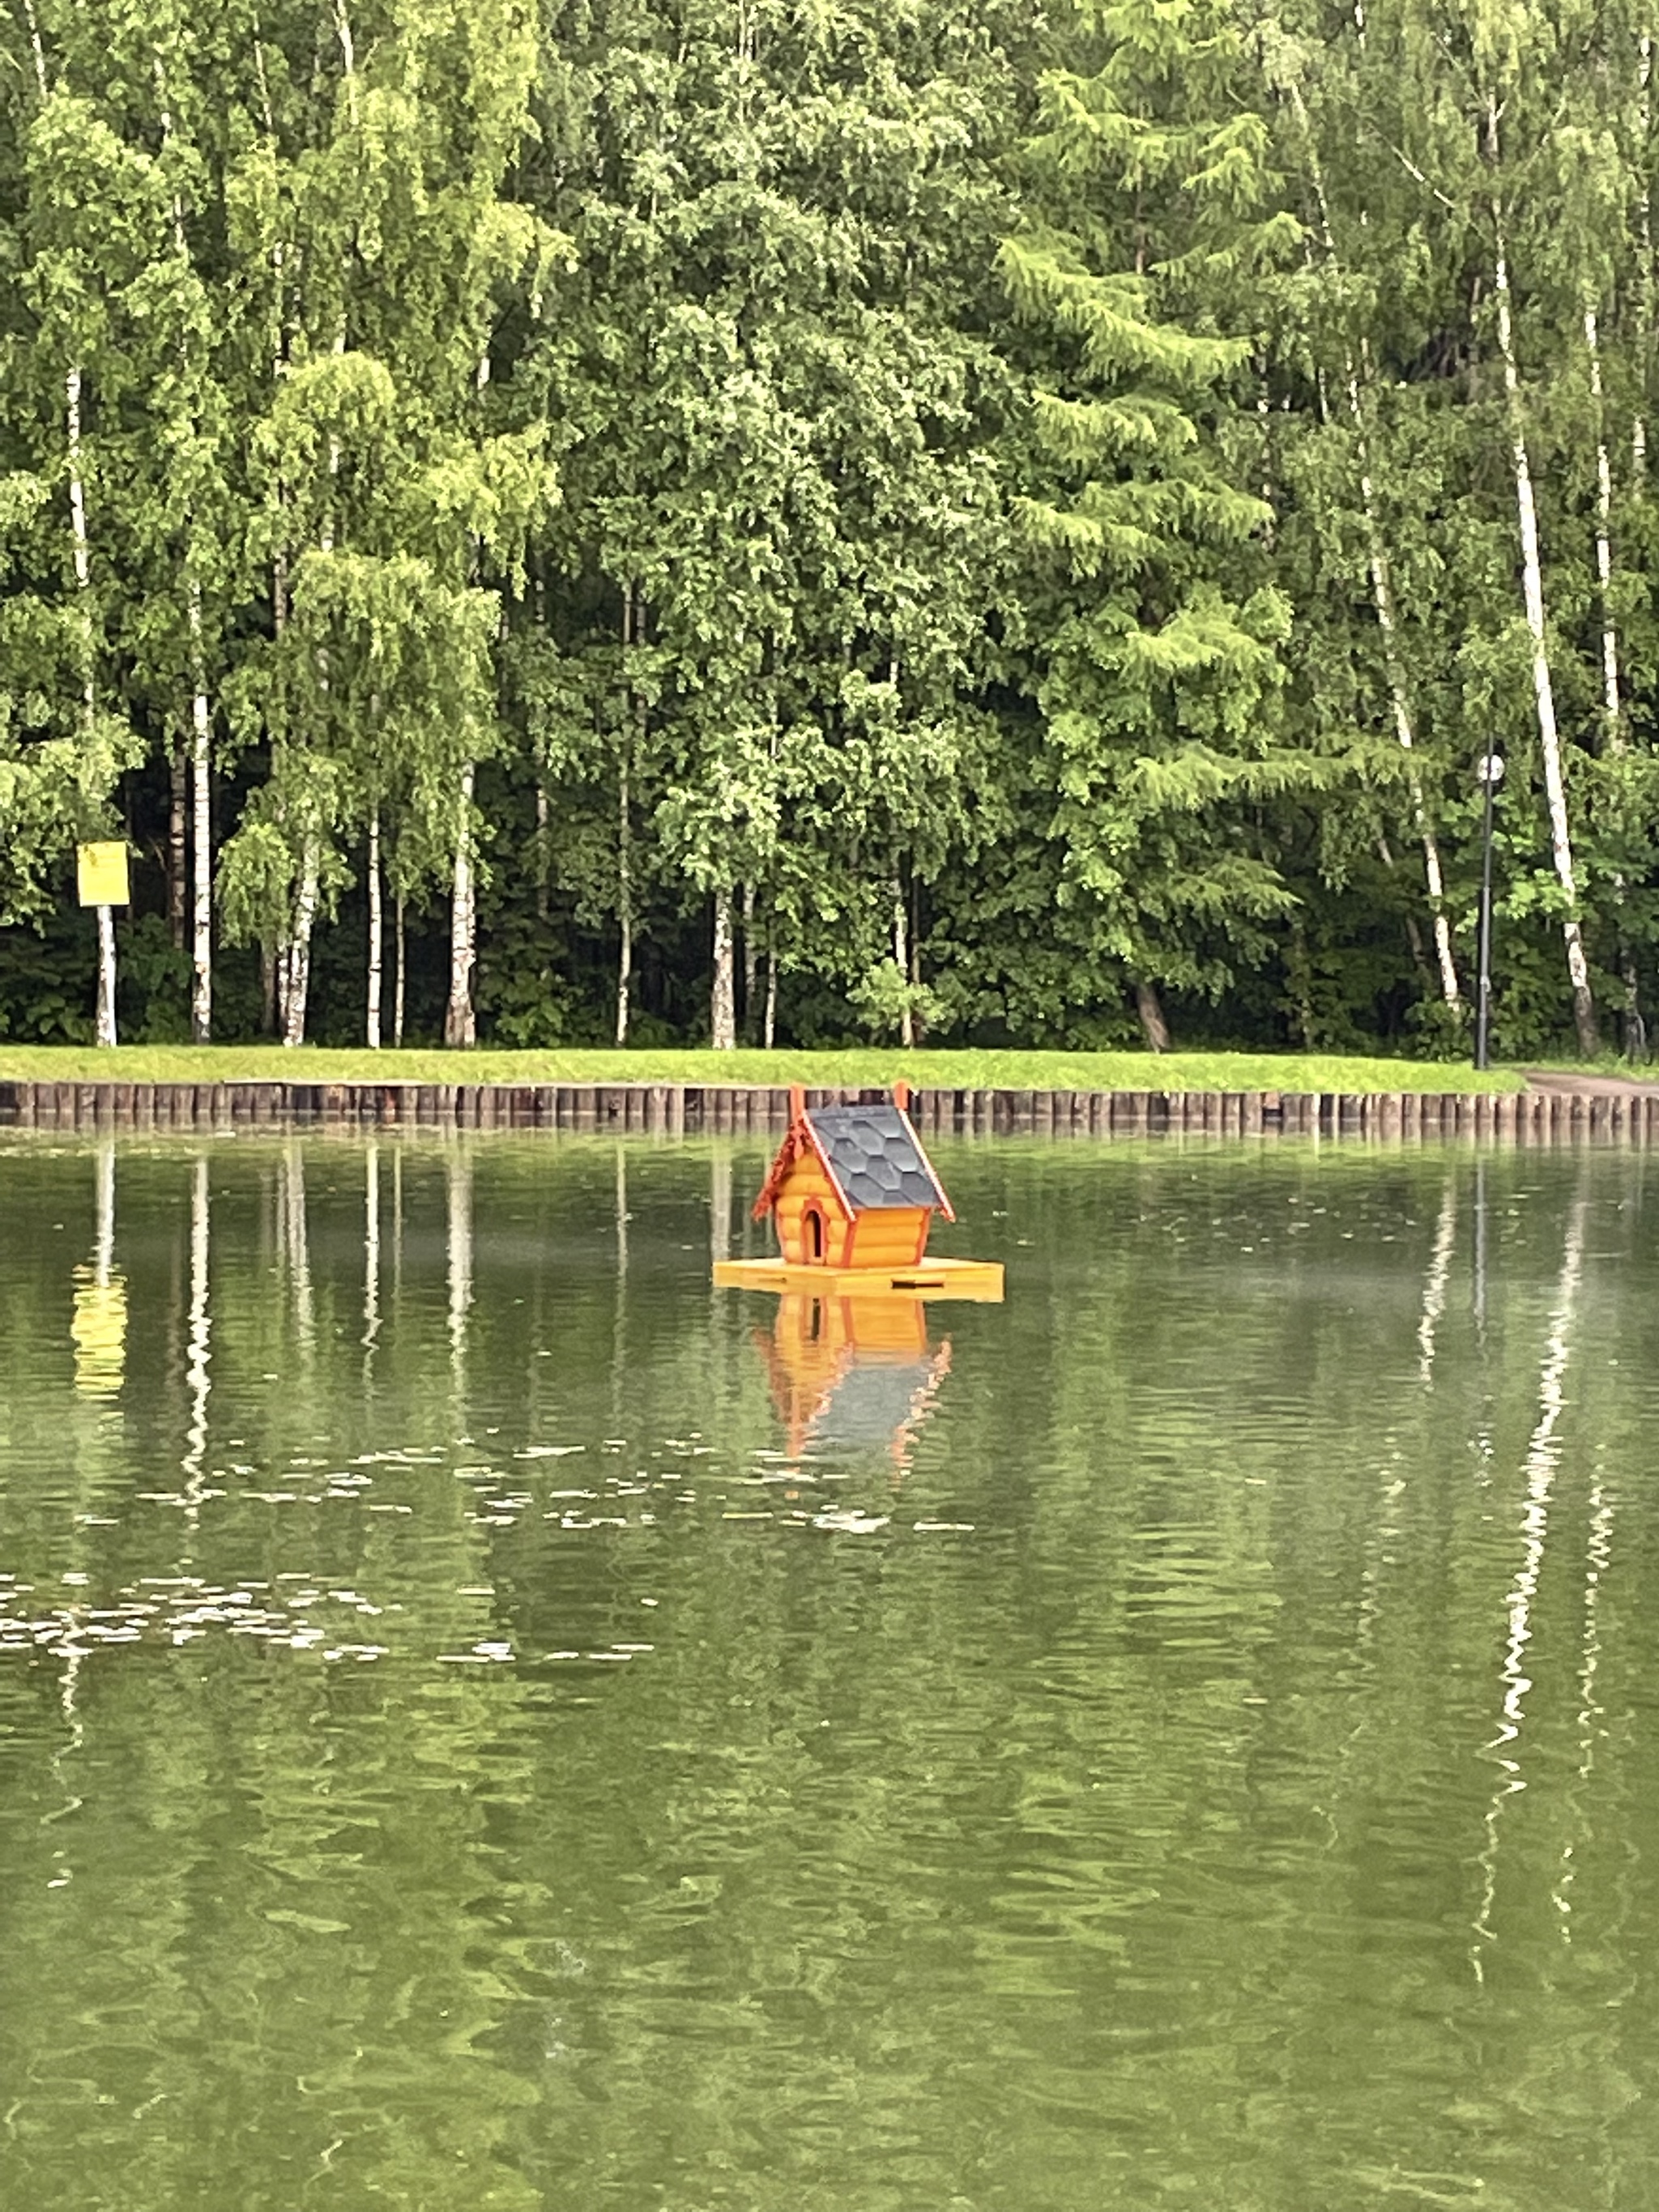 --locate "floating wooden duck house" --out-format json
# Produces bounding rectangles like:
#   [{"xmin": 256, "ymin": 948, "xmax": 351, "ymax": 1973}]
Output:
[{"xmin": 712, "ymin": 1085, "xmax": 1004, "ymax": 1300}]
